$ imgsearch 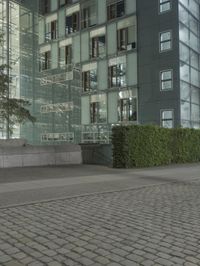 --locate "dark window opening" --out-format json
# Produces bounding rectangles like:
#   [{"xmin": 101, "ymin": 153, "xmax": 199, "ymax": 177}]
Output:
[
  {"xmin": 107, "ymin": 0, "xmax": 125, "ymax": 20},
  {"xmin": 66, "ymin": 12, "xmax": 80, "ymax": 34},
  {"xmin": 91, "ymin": 35, "xmax": 106, "ymax": 58}
]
